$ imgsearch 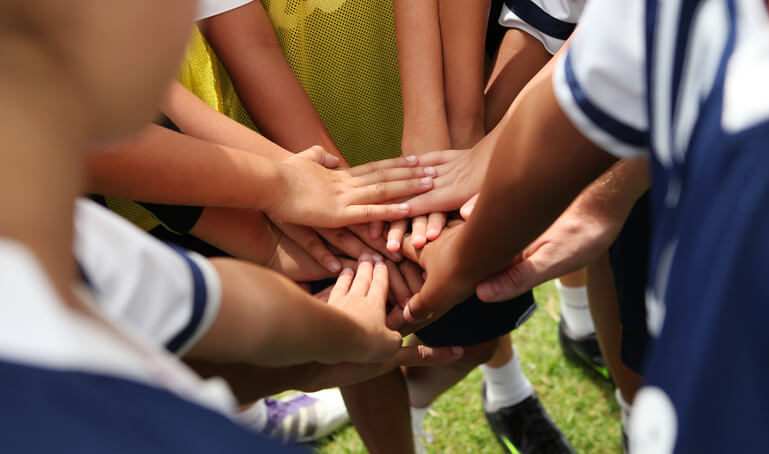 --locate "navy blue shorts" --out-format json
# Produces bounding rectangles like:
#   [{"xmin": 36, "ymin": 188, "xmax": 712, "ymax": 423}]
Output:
[
  {"xmin": 415, "ymin": 291, "xmax": 537, "ymax": 347},
  {"xmin": 608, "ymin": 193, "xmax": 650, "ymax": 374}
]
